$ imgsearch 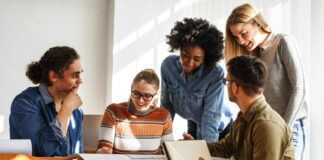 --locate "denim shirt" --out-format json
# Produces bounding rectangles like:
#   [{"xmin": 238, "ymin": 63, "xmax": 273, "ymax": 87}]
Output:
[
  {"xmin": 161, "ymin": 55, "xmax": 232, "ymax": 142},
  {"xmin": 9, "ymin": 83, "xmax": 83, "ymax": 156}
]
